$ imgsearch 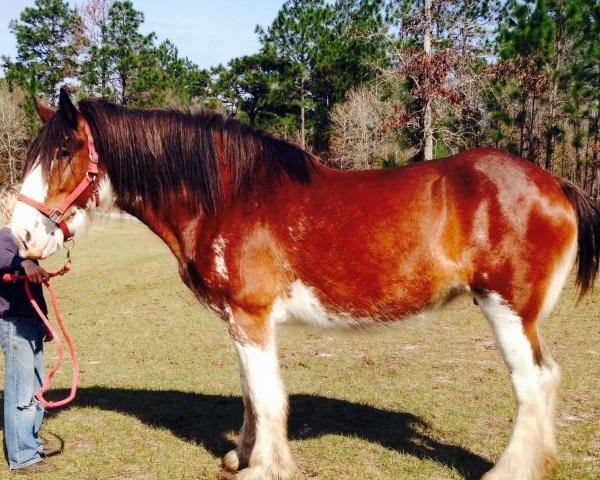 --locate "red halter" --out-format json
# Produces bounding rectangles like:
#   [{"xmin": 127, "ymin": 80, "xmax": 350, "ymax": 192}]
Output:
[{"xmin": 17, "ymin": 119, "xmax": 100, "ymax": 240}]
